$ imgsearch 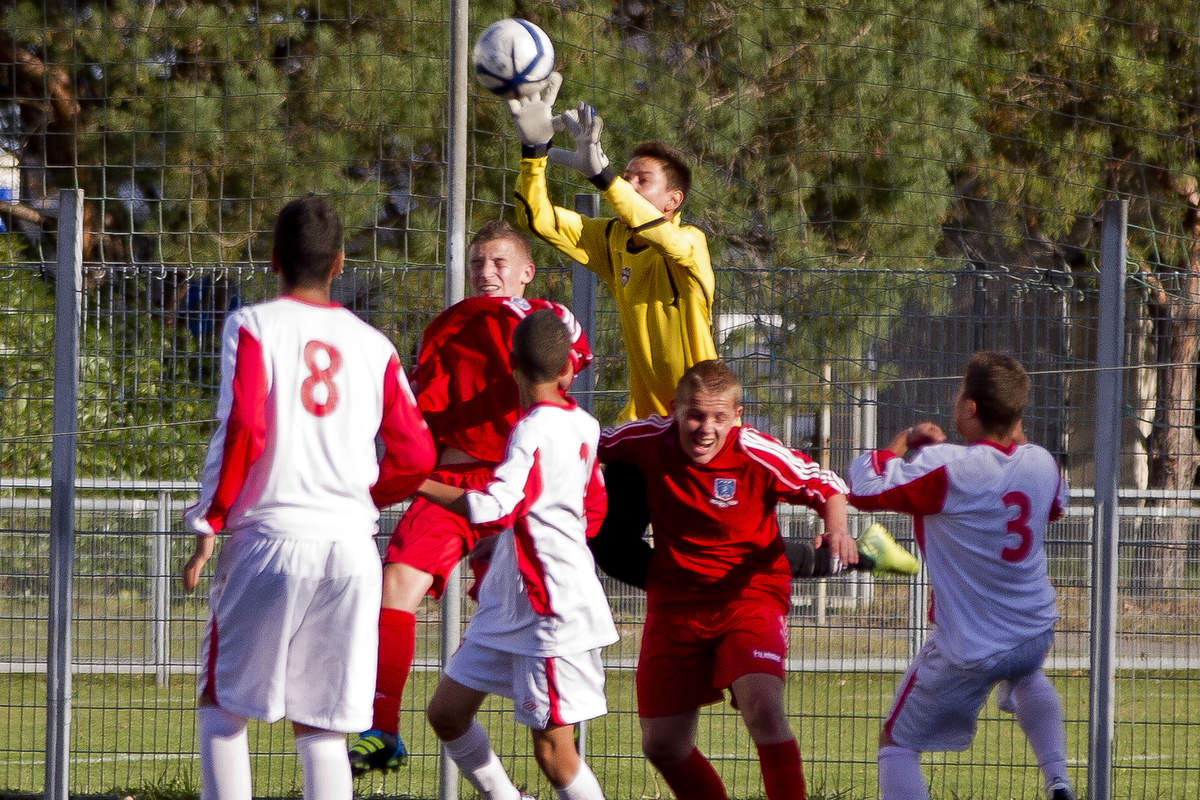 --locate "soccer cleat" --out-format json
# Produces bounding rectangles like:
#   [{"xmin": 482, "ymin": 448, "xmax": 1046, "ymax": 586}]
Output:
[
  {"xmin": 857, "ymin": 522, "xmax": 919, "ymax": 576},
  {"xmin": 348, "ymin": 729, "xmax": 407, "ymax": 775},
  {"xmin": 1047, "ymin": 779, "xmax": 1076, "ymax": 800}
]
